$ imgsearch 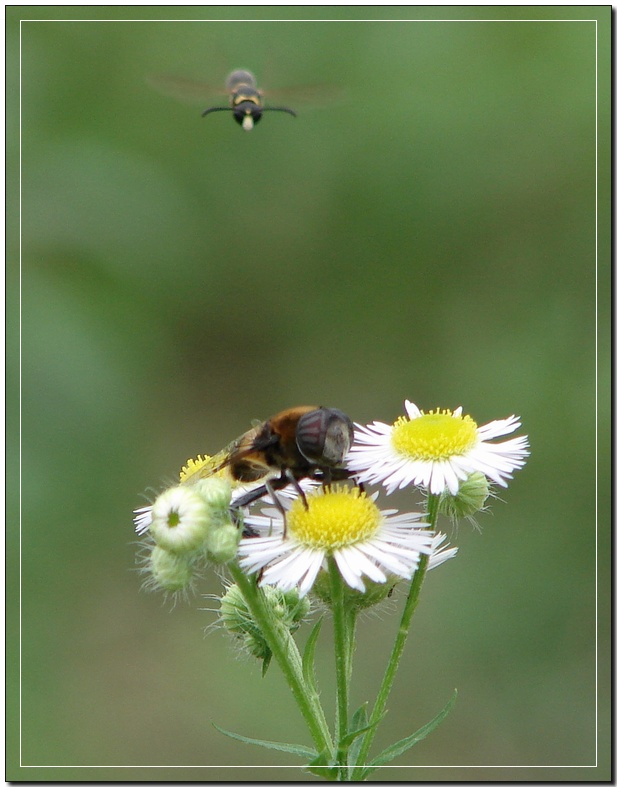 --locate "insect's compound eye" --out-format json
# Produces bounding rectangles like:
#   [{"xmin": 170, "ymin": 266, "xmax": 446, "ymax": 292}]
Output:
[{"xmin": 296, "ymin": 408, "xmax": 354, "ymax": 466}]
